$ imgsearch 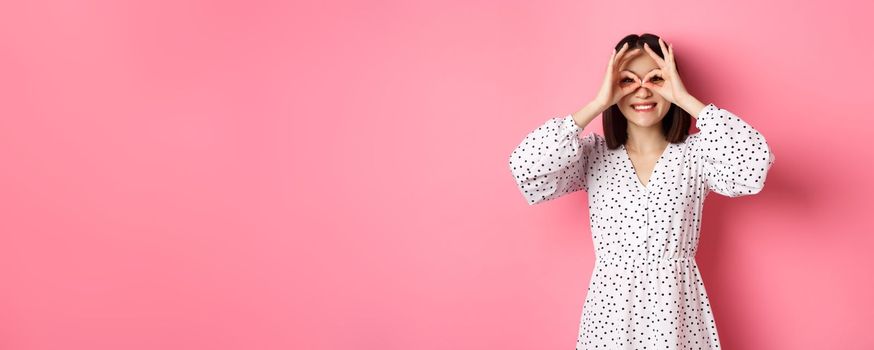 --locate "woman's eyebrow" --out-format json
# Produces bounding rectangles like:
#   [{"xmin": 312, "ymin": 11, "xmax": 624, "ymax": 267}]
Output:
[{"xmin": 621, "ymin": 68, "xmax": 658, "ymax": 74}]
